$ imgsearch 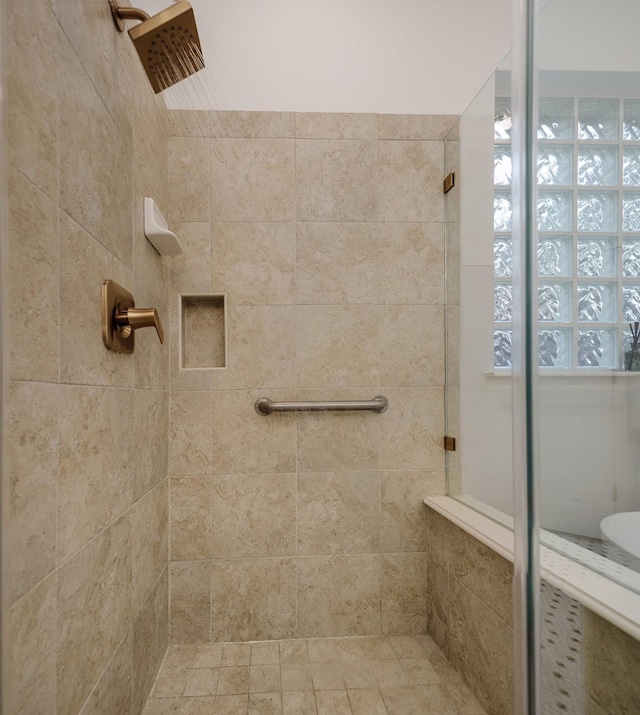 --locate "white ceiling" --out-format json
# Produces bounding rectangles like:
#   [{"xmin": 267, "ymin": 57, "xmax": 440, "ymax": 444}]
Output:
[{"xmin": 138, "ymin": 0, "xmax": 513, "ymax": 114}]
